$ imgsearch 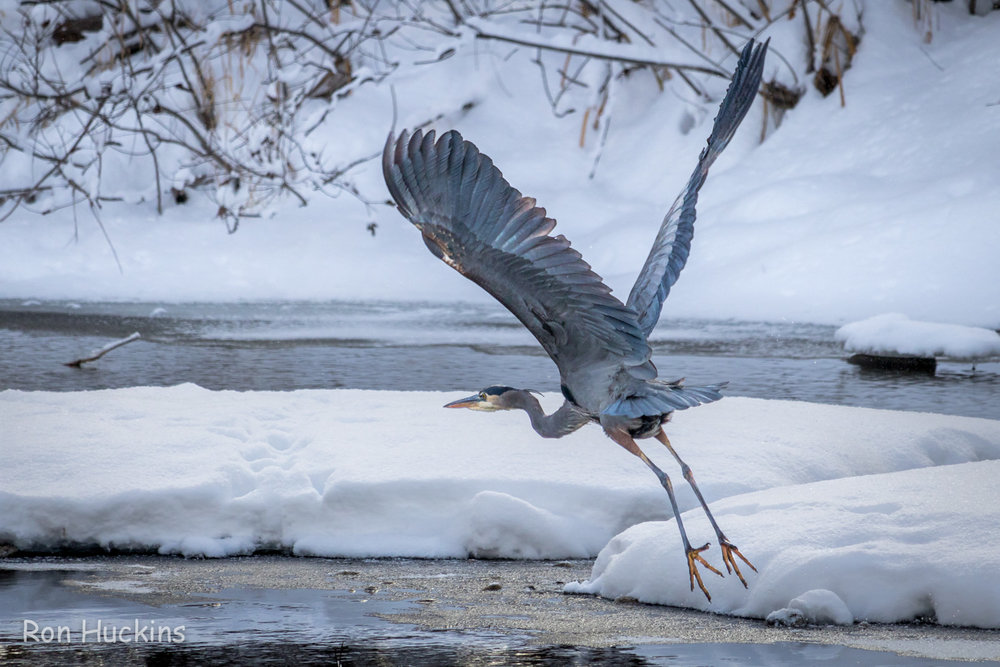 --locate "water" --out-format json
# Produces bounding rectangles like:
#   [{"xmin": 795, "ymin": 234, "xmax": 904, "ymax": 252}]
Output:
[
  {"xmin": 0, "ymin": 566, "xmax": 990, "ymax": 666},
  {"xmin": 1, "ymin": 299, "xmax": 997, "ymax": 419}
]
